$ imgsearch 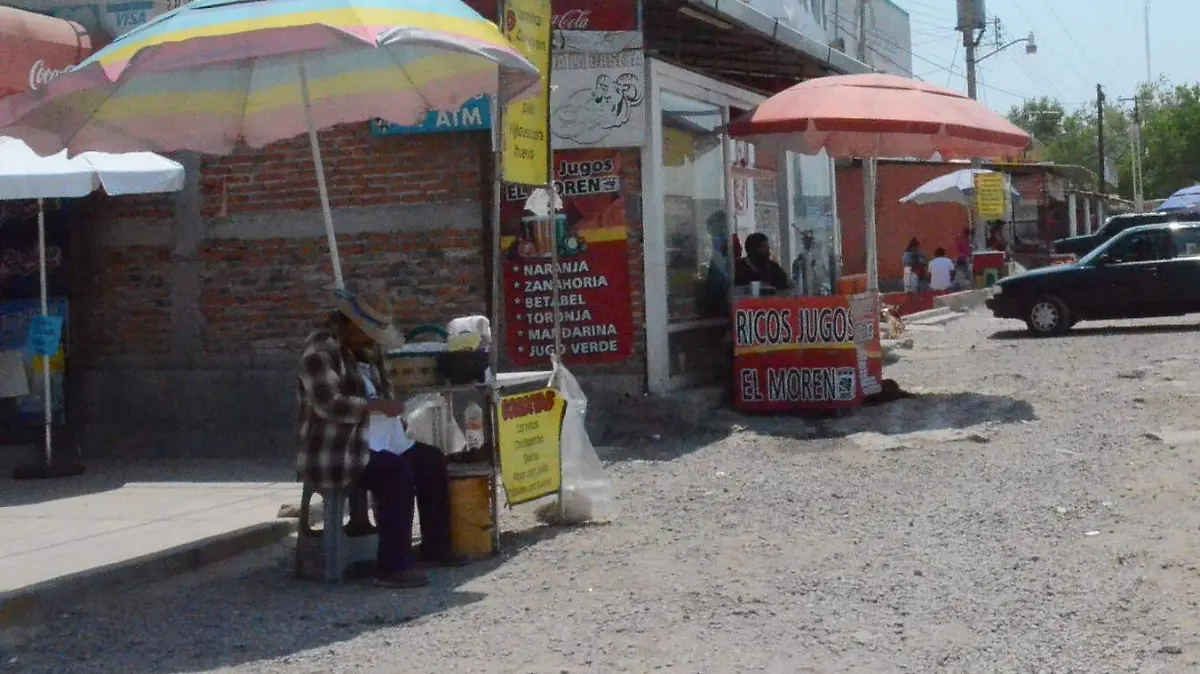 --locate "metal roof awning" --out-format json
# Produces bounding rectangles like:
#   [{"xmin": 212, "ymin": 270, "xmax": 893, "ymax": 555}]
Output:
[
  {"xmin": 644, "ymin": 0, "xmax": 870, "ymax": 94},
  {"xmin": 684, "ymin": 0, "xmax": 869, "ymax": 75}
]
